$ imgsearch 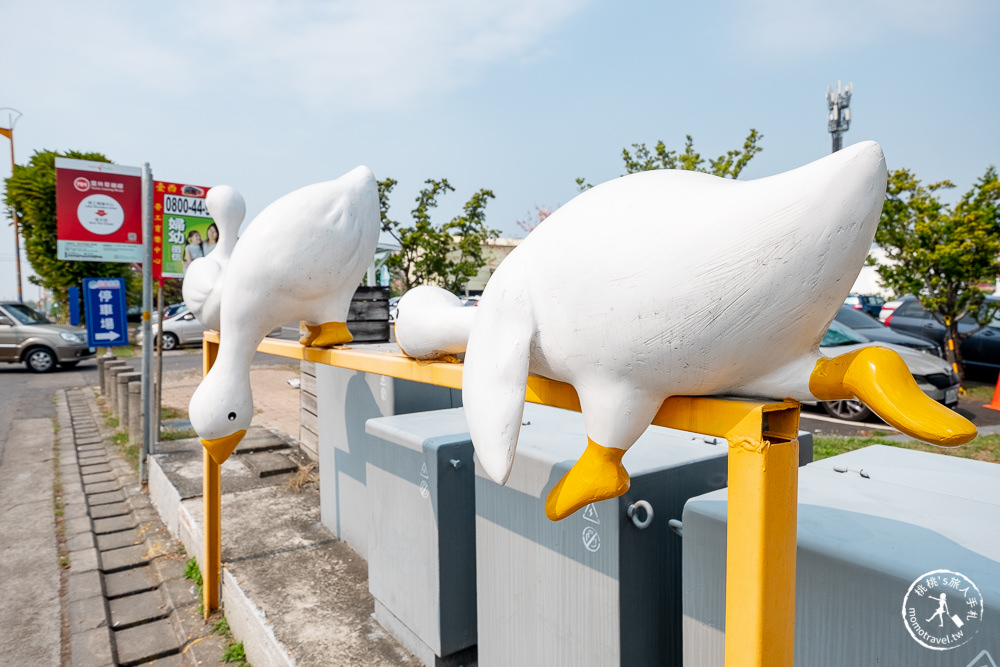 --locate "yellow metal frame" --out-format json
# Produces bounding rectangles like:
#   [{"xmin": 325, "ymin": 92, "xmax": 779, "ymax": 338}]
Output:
[{"xmin": 200, "ymin": 332, "xmax": 800, "ymax": 665}]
